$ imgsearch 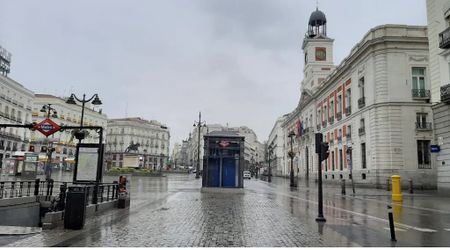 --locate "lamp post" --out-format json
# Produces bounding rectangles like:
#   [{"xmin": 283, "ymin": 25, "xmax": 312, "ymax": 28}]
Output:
[
  {"xmin": 66, "ymin": 93, "xmax": 102, "ymax": 143},
  {"xmin": 268, "ymin": 145, "xmax": 273, "ymax": 183},
  {"xmin": 288, "ymin": 131, "xmax": 296, "ymax": 187},
  {"xmin": 160, "ymin": 153, "xmax": 164, "ymax": 174},
  {"xmin": 193, "ymin": 112, "xmax": 206, "ymax": 179},
  {"xmin": 40, "ymin": 104, "xmax": 58, "ymax": 180}
]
